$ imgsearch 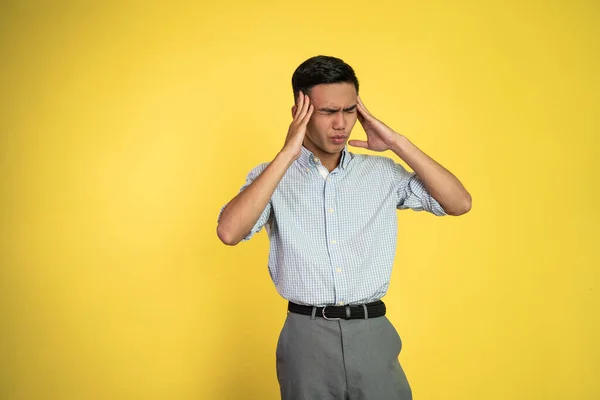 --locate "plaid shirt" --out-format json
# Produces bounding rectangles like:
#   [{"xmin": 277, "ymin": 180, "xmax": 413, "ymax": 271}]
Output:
[{"xmin": 219, "ymin": 145, "xmax": 446, "ymax": 307}]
